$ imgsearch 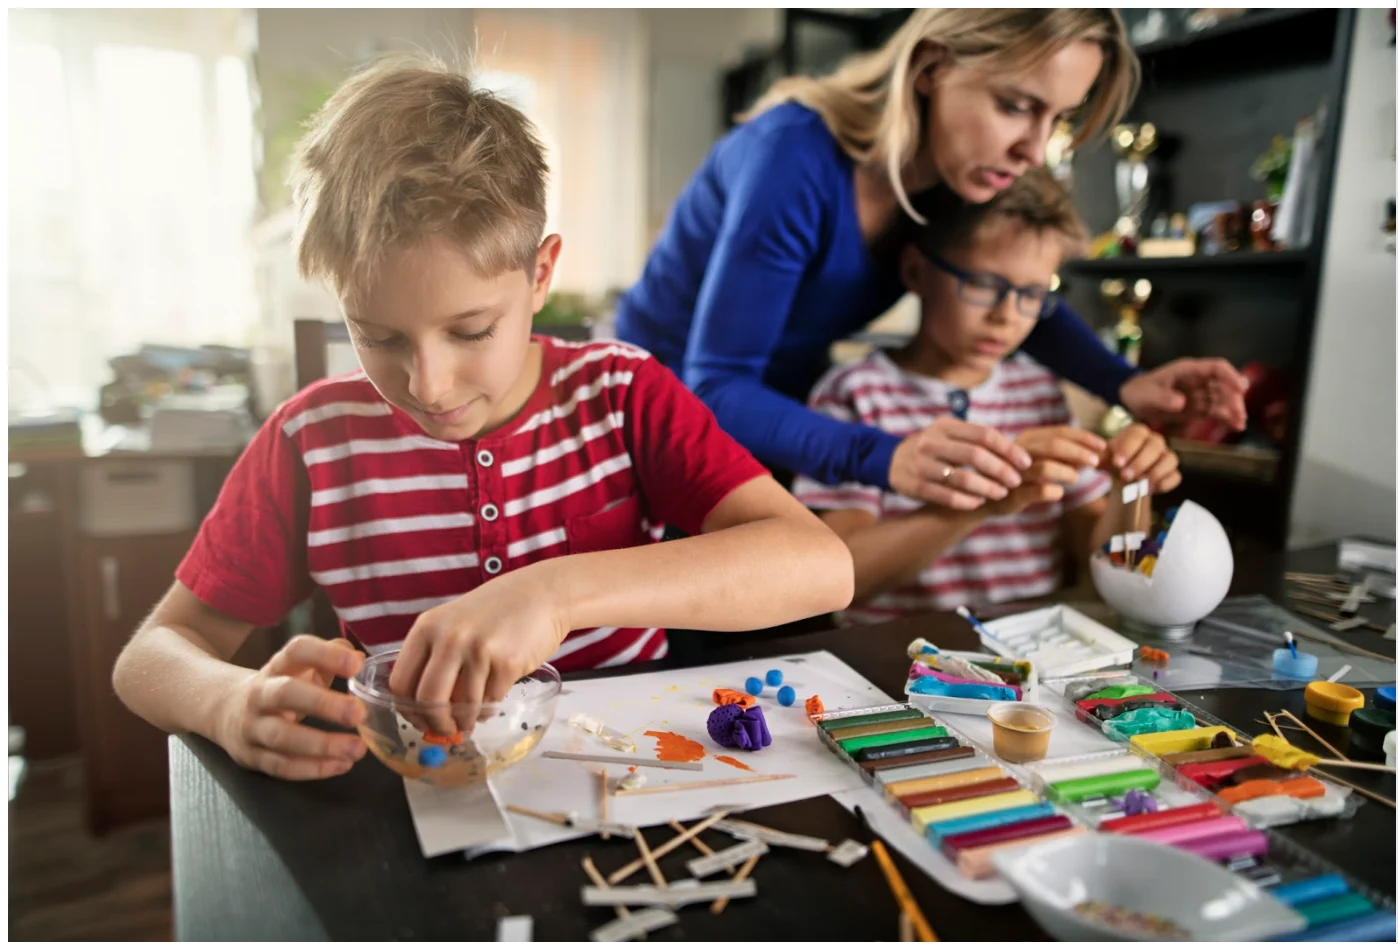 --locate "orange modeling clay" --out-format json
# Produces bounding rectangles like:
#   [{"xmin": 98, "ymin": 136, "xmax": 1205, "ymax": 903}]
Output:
[
  {"xmin": 1217, "ymin": 776, "xmax": 1325, "ymax": 804},
  {"xmin": 644, "ymin": 730, "xmax": 706, "ymax": 763},
  {"xmin": 715, "ymin": 755, "xmax": 755, "ymax": 772},
  {"xmin": 805, "ymin": 695, "xmax": 825, "ymax": 722},
  {"xmin": 713, "ymin": 688, "xmax": 757, "ymax": 709},
  {"xmin": 421, "ymin": 730, "xmax": 463, "ymax": 745}
]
